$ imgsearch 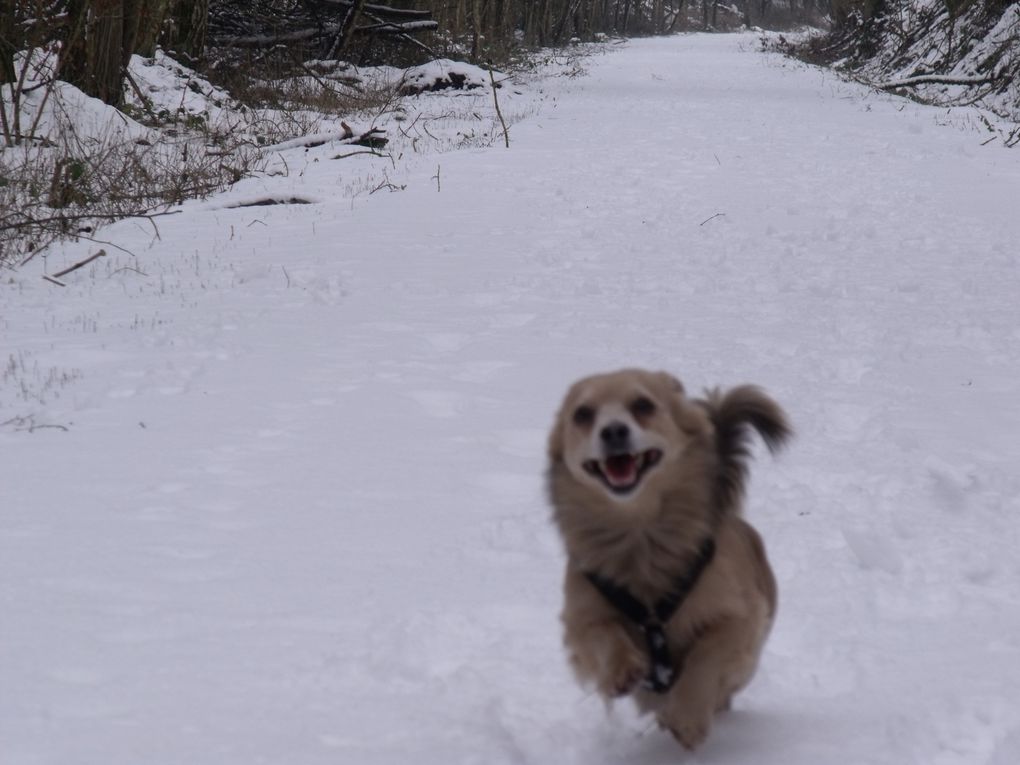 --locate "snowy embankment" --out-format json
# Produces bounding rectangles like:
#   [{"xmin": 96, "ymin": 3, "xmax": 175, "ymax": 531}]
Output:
[
  {"xmin": 3, "ymin": 33, "xmax": 1020, "ymax": 765},
  {"xmin": 818, "ymin": 1, "xmax": 1020, "ymax": 124}
]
